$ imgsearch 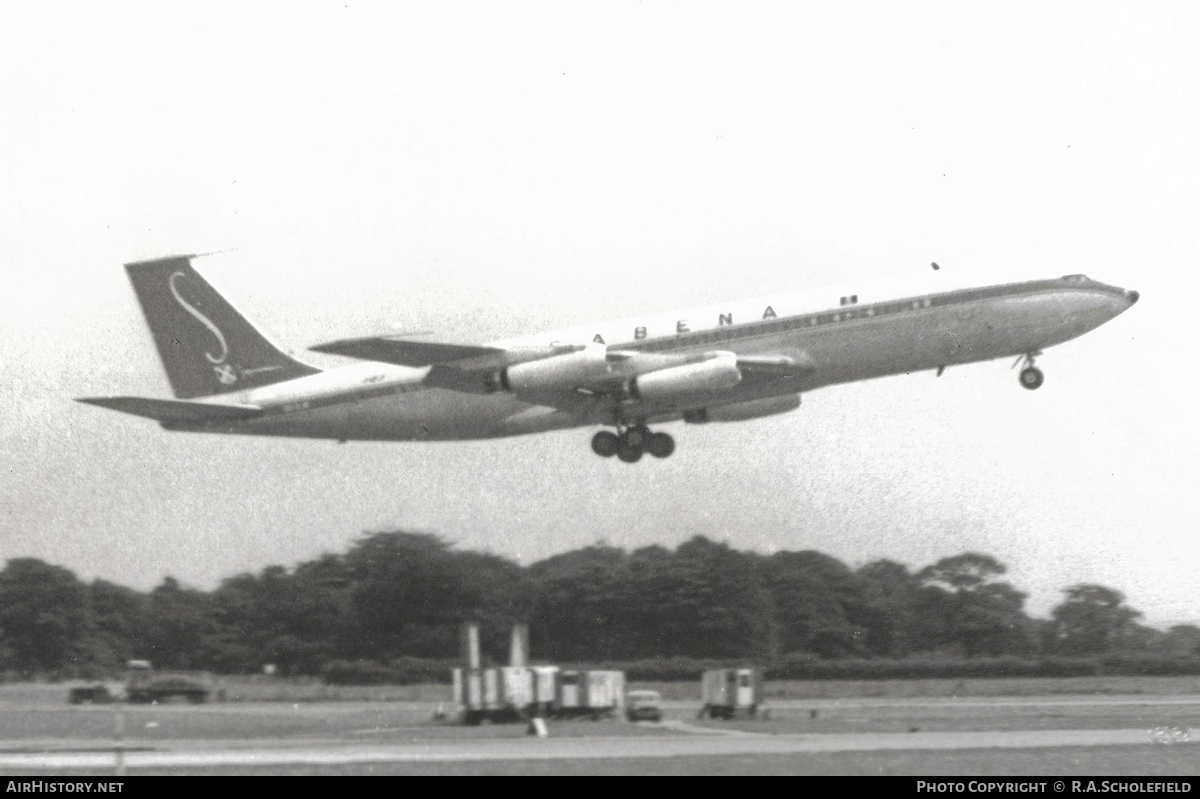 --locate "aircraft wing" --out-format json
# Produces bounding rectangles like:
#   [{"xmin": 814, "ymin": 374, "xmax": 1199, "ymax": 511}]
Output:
[
  {"xmin": 75, "ymin": 396, "xmax": 262, "ymax": 423},
  {"xmin": 309, "ymin": 336, "xmax": 507, "ymax": 367},
  {"xmin": 310, "ymin": 336, "xmax": 602, "ymax": 394},
  {"xmin": 312, "ymin": 334, "xmax": 816, "ymax": 414}
]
